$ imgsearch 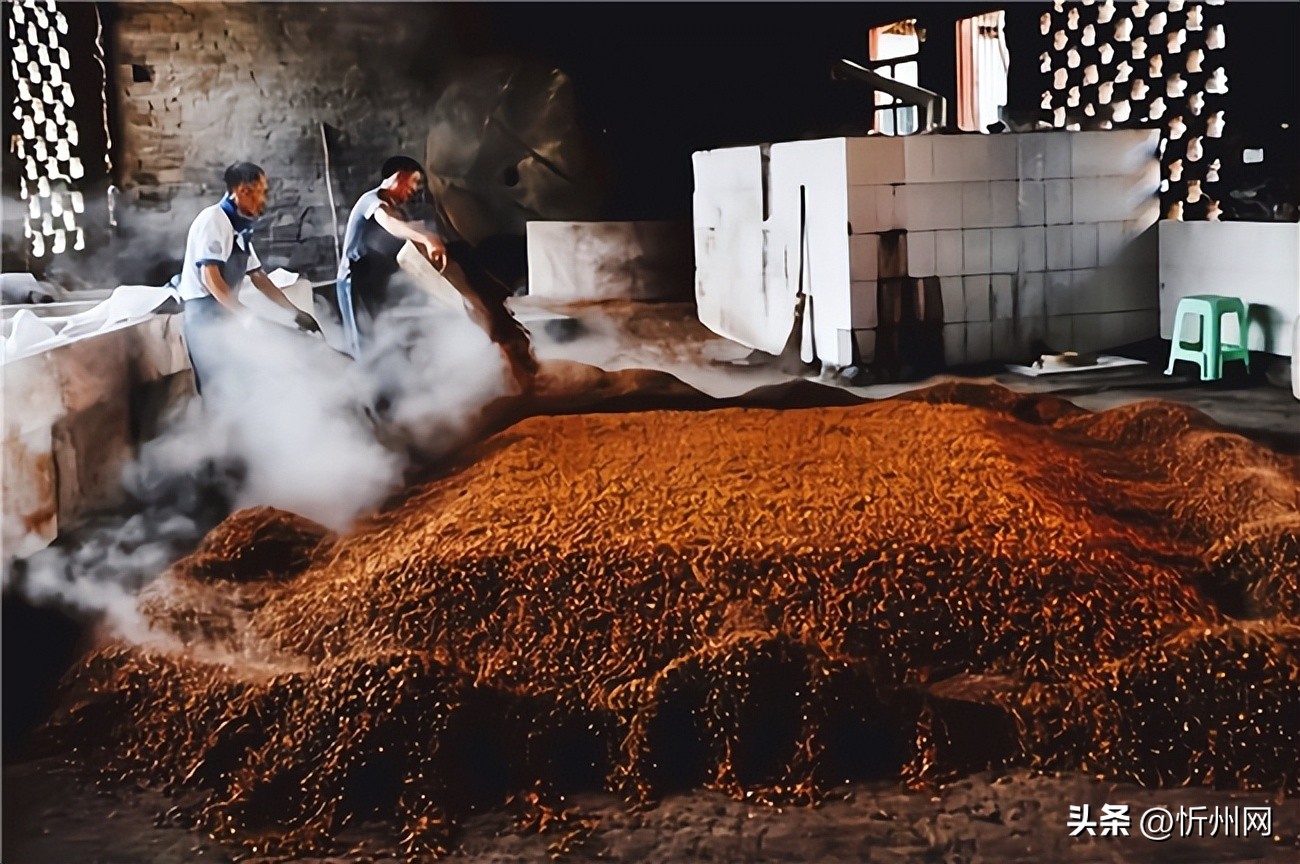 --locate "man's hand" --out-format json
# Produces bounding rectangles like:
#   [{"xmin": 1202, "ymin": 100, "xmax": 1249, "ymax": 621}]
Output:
[
  {"xmin": 294, "ymin": 310, "xmax": 322, "ymax": 334},
  {"xmin": 417, "ymin": 233, "xmax": 447, "ymax": 271}
]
